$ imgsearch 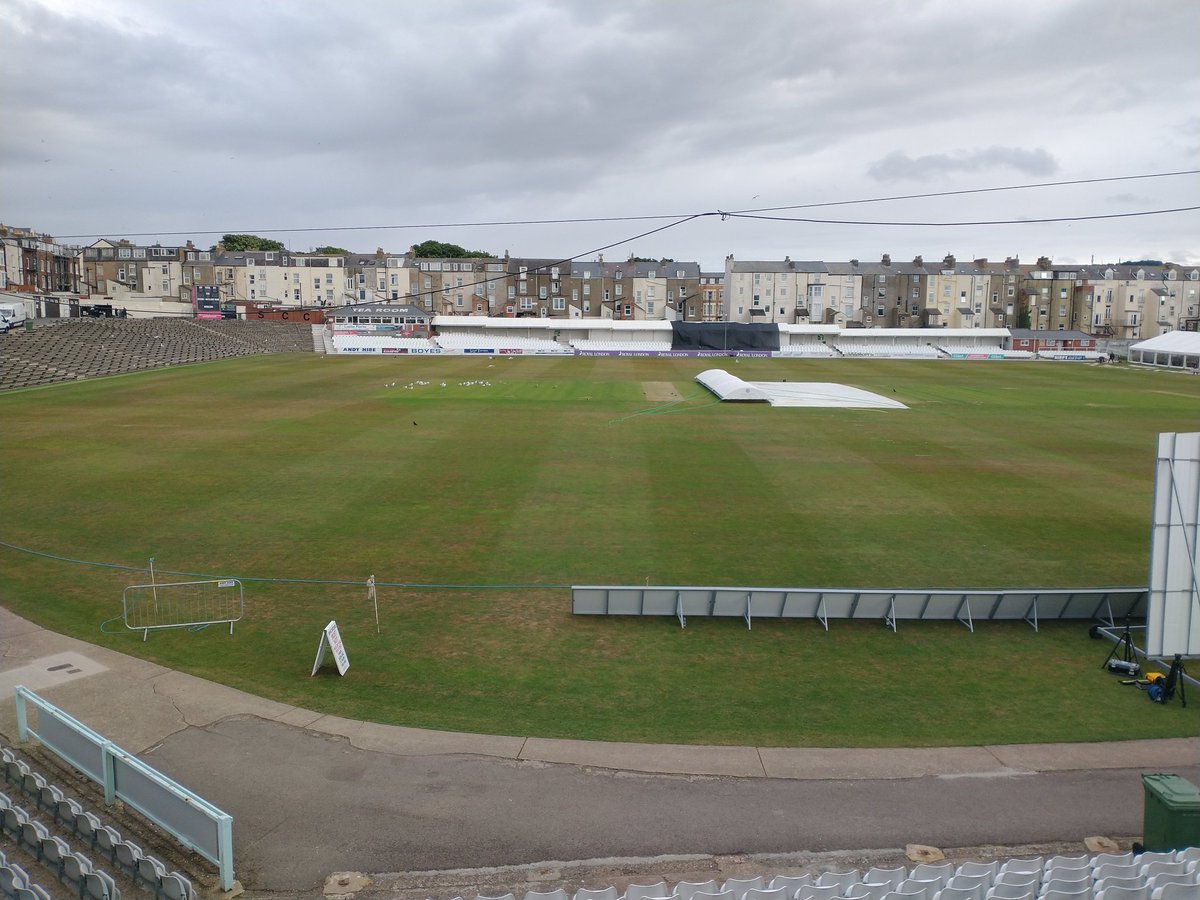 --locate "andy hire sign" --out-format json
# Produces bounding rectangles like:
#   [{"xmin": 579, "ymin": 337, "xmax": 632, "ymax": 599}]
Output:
[{"xmin": 311, "ymin": 620, "xmax": 350, "ymax": 676}]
